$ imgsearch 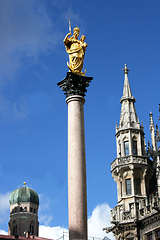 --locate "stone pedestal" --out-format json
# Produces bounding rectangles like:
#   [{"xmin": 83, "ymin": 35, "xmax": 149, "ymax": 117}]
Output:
[{"xmin": 57, "ymin": 72, "xmax": 93, "ymax": 240}]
